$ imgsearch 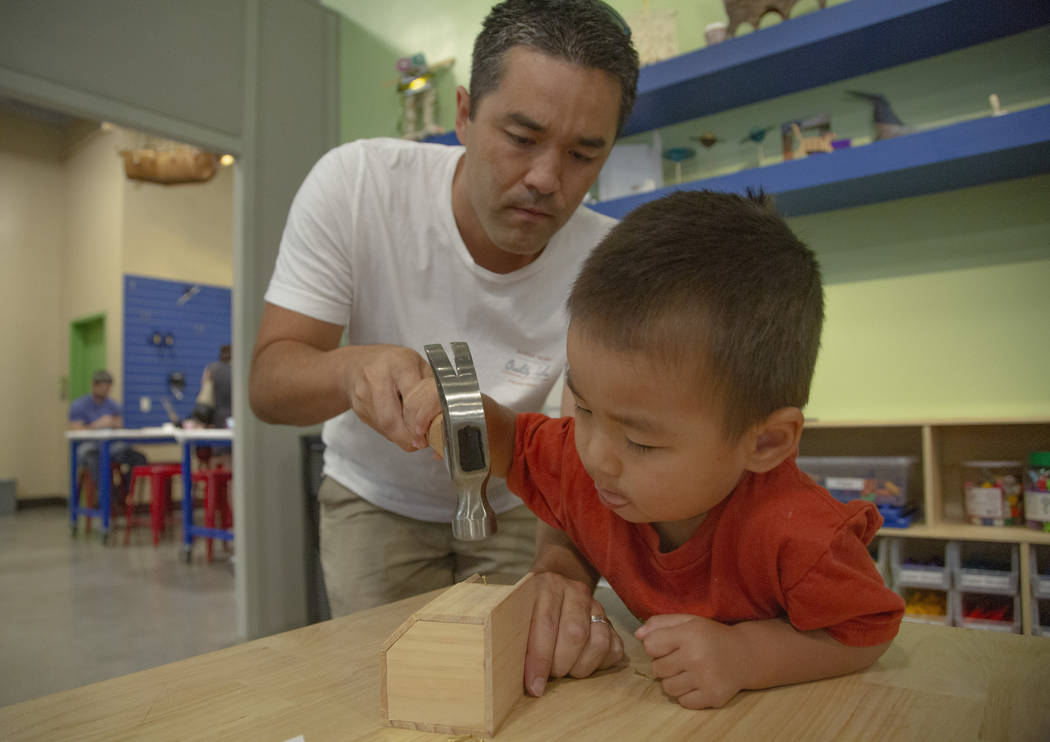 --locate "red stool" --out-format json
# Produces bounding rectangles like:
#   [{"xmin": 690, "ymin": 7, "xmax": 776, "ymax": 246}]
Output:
[
  {"xmin": 75, "ymin": 463, "xmax": 127, "ymax": 535},
  {"xmin": 126, "ymin": 464, "xmax": 183, "ymax": 546},
  {"xmin": 191, "ymin": 468, "xmax": 233, "ymax": 561}
]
